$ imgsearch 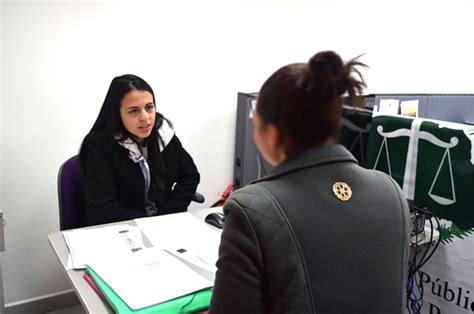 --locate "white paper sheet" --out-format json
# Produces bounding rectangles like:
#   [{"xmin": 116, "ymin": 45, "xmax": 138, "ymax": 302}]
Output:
[
  {"xmin": 374, "ymin": 99, "xmax": 400, "ymax": 117},
  {"xmin": 63, "ymin": 225, "xmax": 145, "ymax": 270},
  {"xmin": 88, "ymin": 247, "xmax": 212, "ymax": 310},
  {"xmin": 135, "ymin": 212, "xmax": 221, "ymax": 273}
]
